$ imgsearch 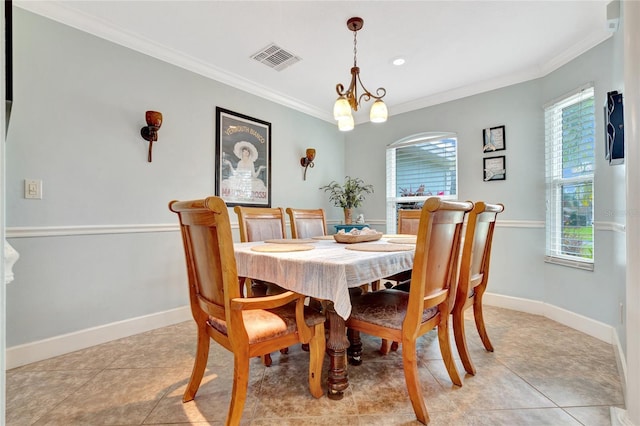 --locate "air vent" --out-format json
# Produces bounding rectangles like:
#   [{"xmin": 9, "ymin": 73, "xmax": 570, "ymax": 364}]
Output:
[{"xmin": 251, "ymin": 43, "xmax": 301, "ymax": 71}]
